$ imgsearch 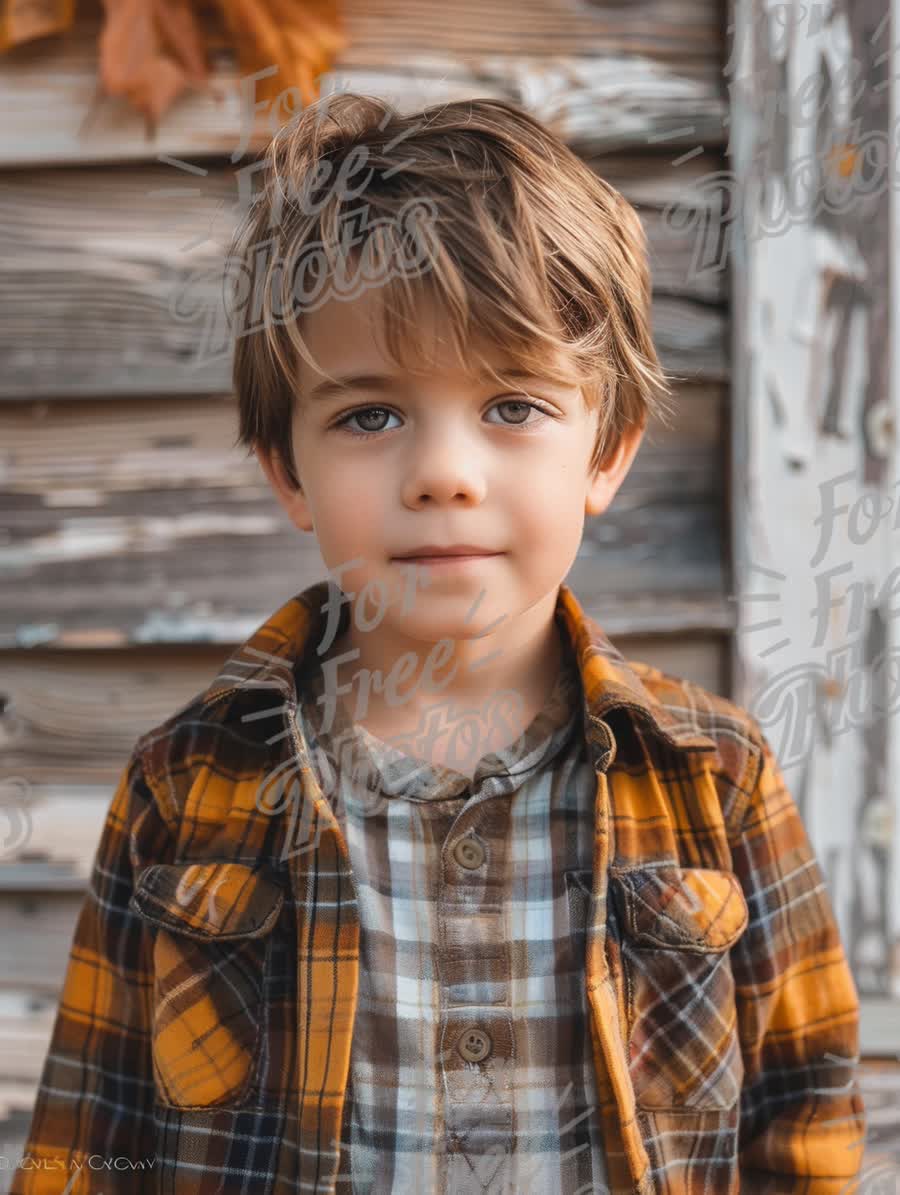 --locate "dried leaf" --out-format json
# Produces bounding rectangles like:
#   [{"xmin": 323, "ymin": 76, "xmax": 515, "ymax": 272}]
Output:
[{"xmin": 97, "ymin": 0, "xmax": 209, "ymax": 133}]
